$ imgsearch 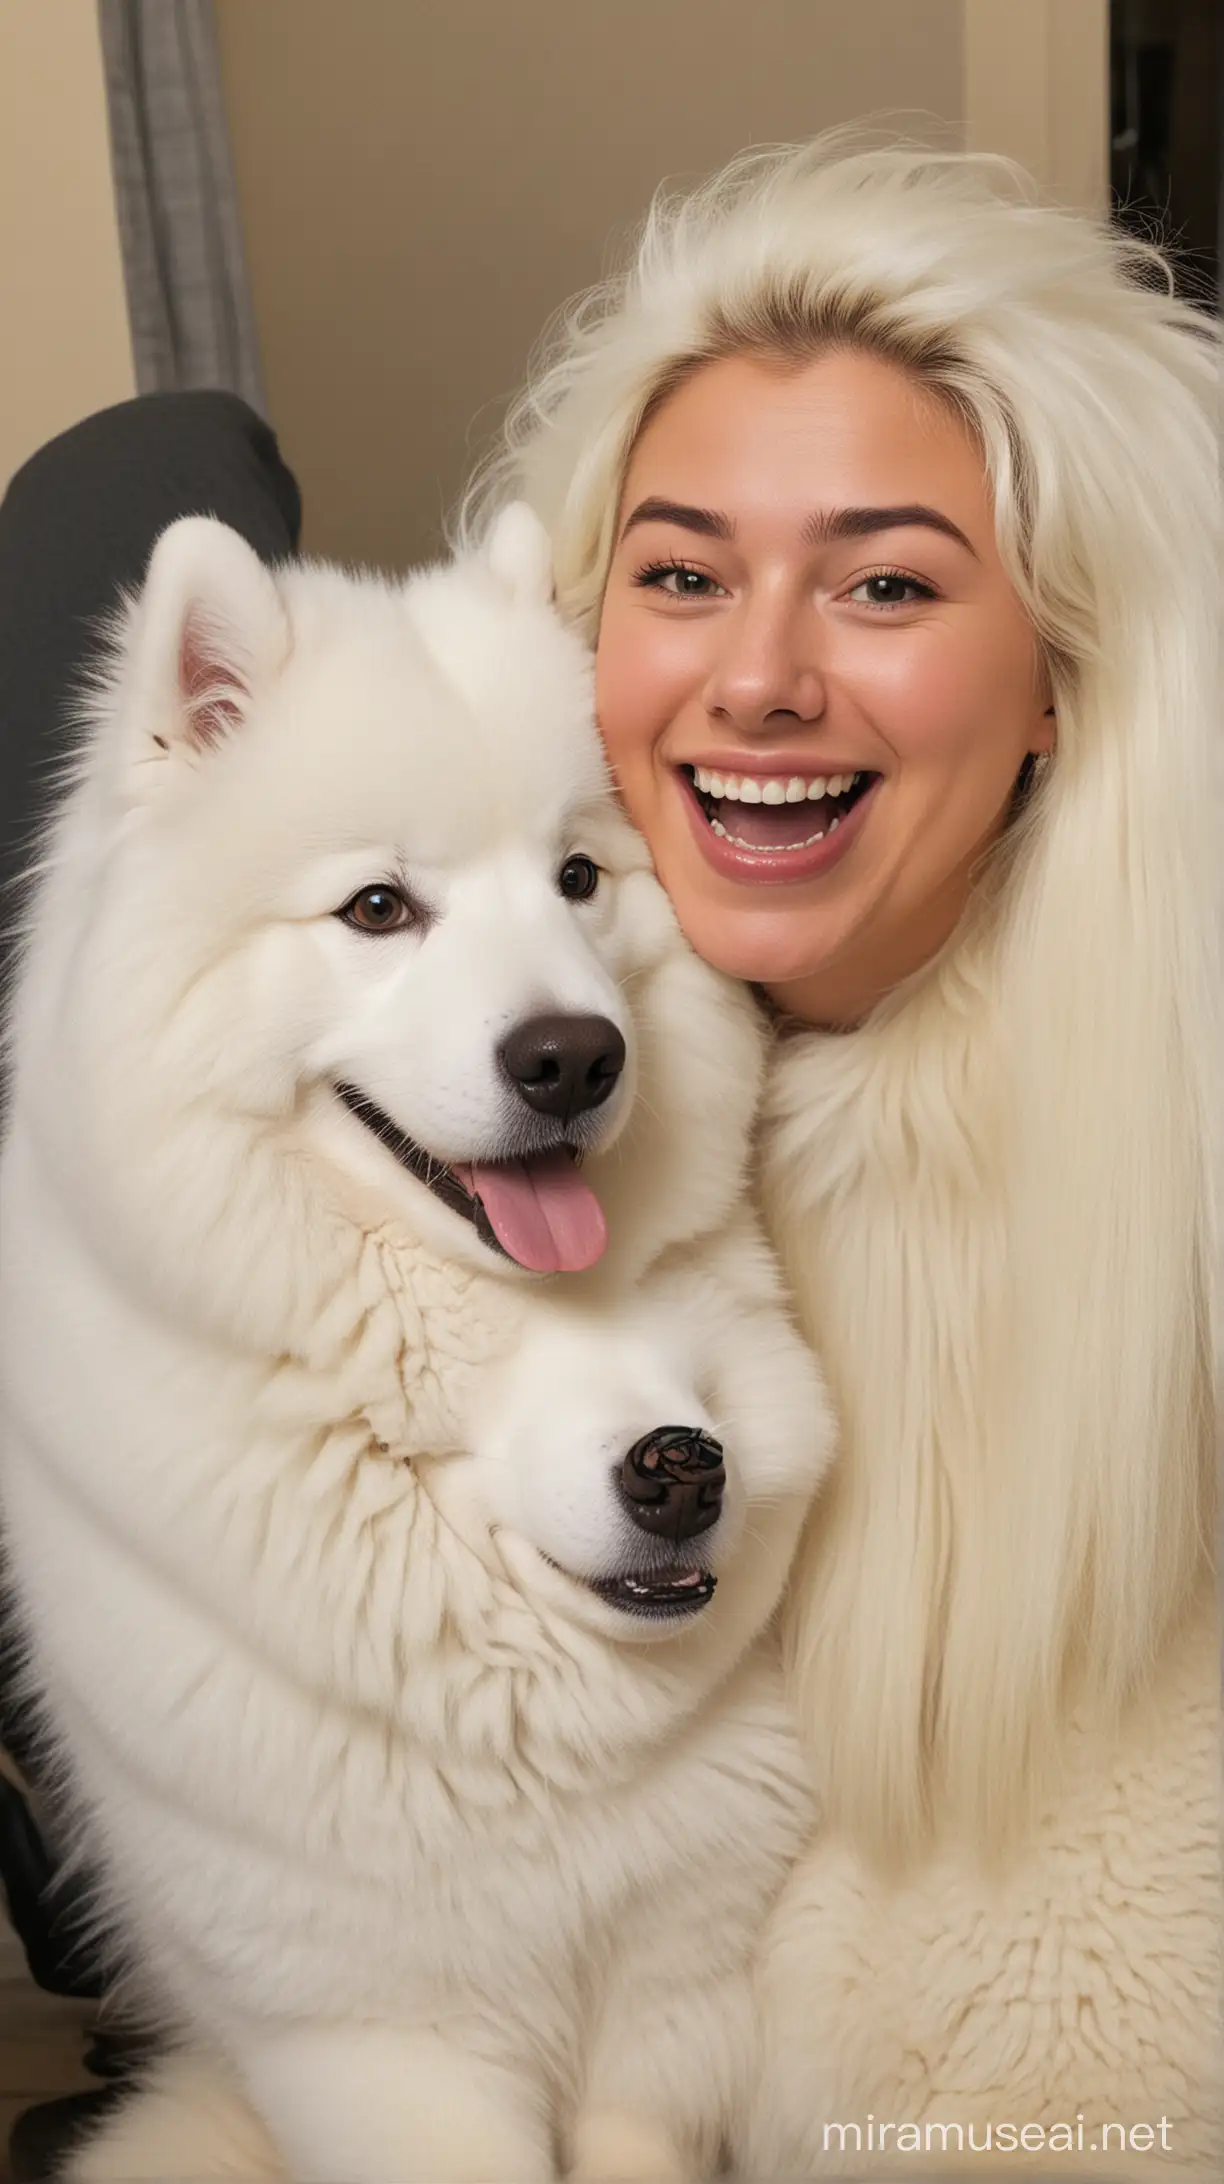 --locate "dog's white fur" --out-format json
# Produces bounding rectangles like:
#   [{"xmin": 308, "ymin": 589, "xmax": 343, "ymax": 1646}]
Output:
[{"xmin": 0, "ymin": 511, "xmax": 830, "ymax": 2182}]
